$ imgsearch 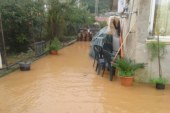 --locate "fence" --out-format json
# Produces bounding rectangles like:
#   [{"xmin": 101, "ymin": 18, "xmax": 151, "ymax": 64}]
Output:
[
  {"xmin": 35, "ymin": 41, "xmax": 46, "ymax": 57},
  {"xmin": 0, "ymin": 41, "xmax": 48, "ymax": 70}
]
